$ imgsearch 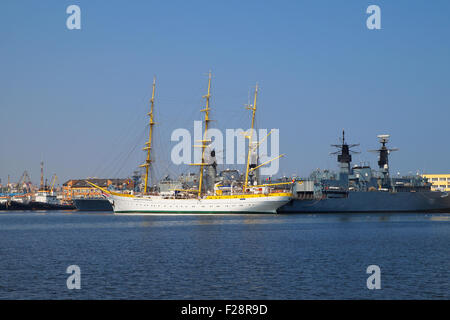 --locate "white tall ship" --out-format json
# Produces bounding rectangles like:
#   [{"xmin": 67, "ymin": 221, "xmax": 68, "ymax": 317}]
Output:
[
  {"xmin": 101, "ymin": 192, "xmax": 291, "ymax": 214},
  {"xmin": 89, "ymin": 73, "xmax": 292, "ymax": 214}
]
